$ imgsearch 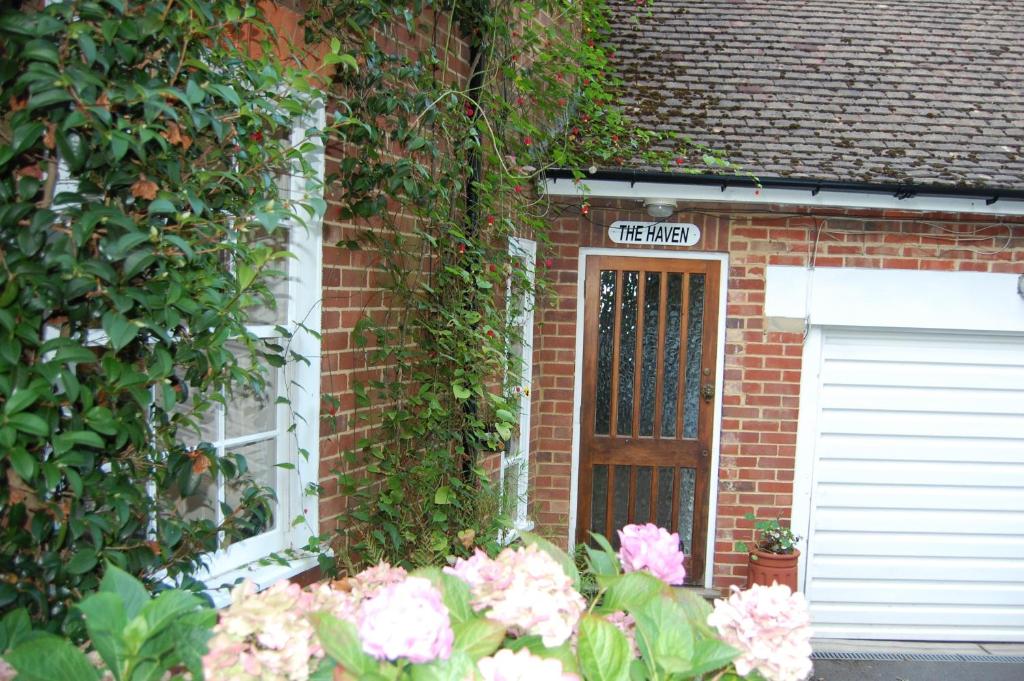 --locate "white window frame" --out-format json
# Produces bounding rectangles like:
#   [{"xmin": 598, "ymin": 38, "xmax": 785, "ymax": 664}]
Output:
[
  {"xmin": 500, "ymin": 237, "xmax": 536, "ymax": 540},
  {"xmin": 194, "ymin": 104, "xmax": 326, "ymax": 589}
]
